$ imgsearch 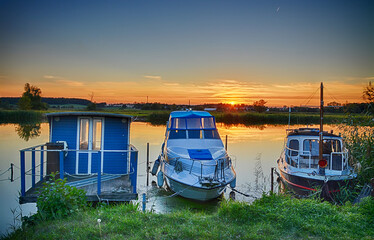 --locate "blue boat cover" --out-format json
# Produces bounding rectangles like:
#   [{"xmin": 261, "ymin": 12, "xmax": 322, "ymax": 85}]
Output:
[{"xmin": 188, "ymin": 149, "xmax": 213, "ymax": 160}]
